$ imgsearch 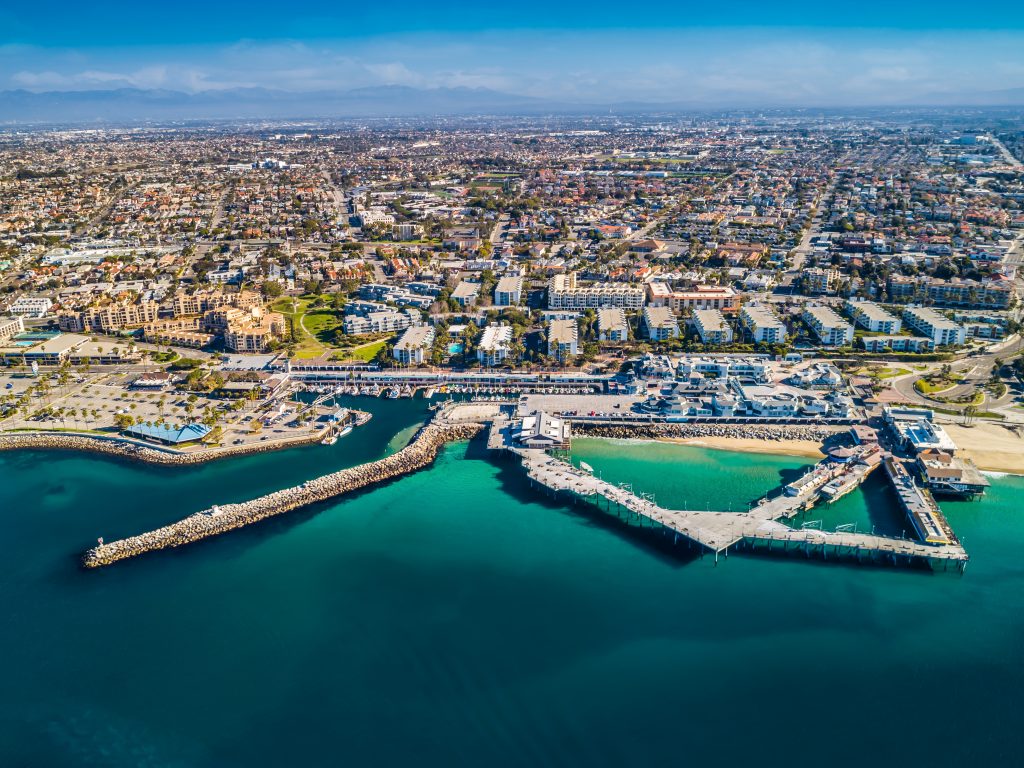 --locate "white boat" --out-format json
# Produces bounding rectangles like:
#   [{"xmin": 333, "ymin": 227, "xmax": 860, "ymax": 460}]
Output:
[
  {"xmin": 337, "ymin": 425, "xmax": 353, "ymax": 438},
  {"xmin": 579, "ymin": 461, "xmax": 595, "ymax": 474},
  {"xmin": 321, "ymin": 434, "xmax": 338, "ymax": 445}
]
